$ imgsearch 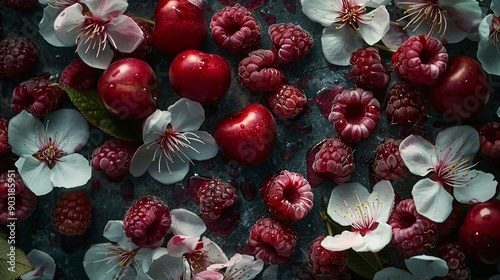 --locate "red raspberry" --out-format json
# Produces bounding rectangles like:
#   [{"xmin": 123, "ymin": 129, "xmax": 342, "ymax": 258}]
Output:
[
  {"xmin": 198, "ymin": 178, "xmax": 238, "ymax": 222},
  {"xmin": 210, "ymin": 4, "xmax": 262, "ymax": 55},
  {"xmin": 386, "ymin": 80, "xmax": 430, "ymax": 126},
  {"xmin": 477, "ymin": 122, "xmax": 500, "ymax": 163},
  {"xmin": 437, "ymin": 202, "xmax": 462, "ymax": 240},
  {"xmin": 123, "ymin": 196, "xmax": 172, "ymax": 247},
  {"xmin": 51, "ymin": 190, "xmax": 92, "ymax": 235},
  {"xmin": 372, "ymin": 138, "xmax": 409, "ymax": 181},
  {"xmin": 349, "ymin": 47, "xmax": 390, "ymax": 89},
  {"xmin": 0, "ymin": 171, "xmax": 37, "ymax": 224},
  {"xmin": 247, "ymin": 217, "xmax": 298, "ymax": 264},
  {"xmin": 435, "ymin": 242, "xmax": 471, "ymax": 280},
  {"xmin": 59, "ymin": 59, "xmax": 96, "ymax": 90},
  {"xmin": 392, "ymin": 35, "xmax": 448, "ymax": 85},
  {"xmin": 312, "ymin": 137, "xmax": 355, "ymax": 185},
  {"xmin": 268, "ymin": 23, "xmax": 314, "ymax": 64},
  {"xmin": 113, "ymin": 16, "xmax": 153, "ymax": 60},
  {"xmin": 91, "ymin": 139, "xmax": 139, "ymax": 182},
  {"xmin": 0, "ymin": 117, "xmax": 10, "ymax": 155},
  {"xmin": 2, "ymin": 0, "xmax": 37, "ymax": 10},
  {"xmin": 328, "ymin": 88, "xmax": 381, "ymax": 143},
  {"xmin": 238, "ymin": 49, "xmax": 286, "ymax": 92},
  {"xmin": 0, "ymin": 37, "xmax": 39, "ymax": 79},
  {"xmin": 11, "ymin": 73, "xmax": 65, "ymax": 118},
  {"xmin": 388, "ymin": 198, "xmax": 438, "ymax": 256},
  {"xmin": 307, "ymin": 236, "xmax": 348, "ymax": 280},
  {"xmin": 268, "ymin": 84, "xmax": 307, "ymax": 119},
  {"xmin": 260, "ymin": 170, "xmax": 313, "ymax": 220}
]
